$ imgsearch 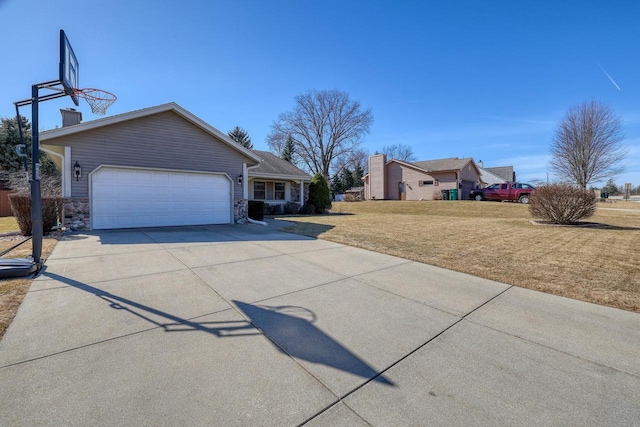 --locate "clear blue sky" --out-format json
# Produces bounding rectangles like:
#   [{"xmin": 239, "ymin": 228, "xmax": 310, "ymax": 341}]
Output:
[{"xmin": 1, "ymin": 0, "xmax": 638, "ymax": 186}]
